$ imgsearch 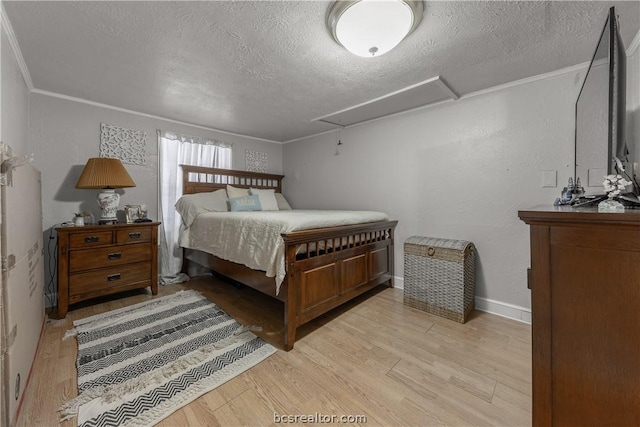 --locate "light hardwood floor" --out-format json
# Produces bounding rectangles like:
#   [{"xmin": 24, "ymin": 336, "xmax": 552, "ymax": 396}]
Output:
[{"xmin": 17, "ymin": 276, "xmax": 532, "ymax": 426}]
